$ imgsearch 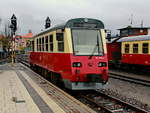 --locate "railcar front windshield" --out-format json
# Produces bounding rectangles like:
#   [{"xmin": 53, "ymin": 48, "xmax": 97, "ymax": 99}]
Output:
[{"xmin": 72, "ymin": 29, "xmax": 104, "ymax": 56}]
